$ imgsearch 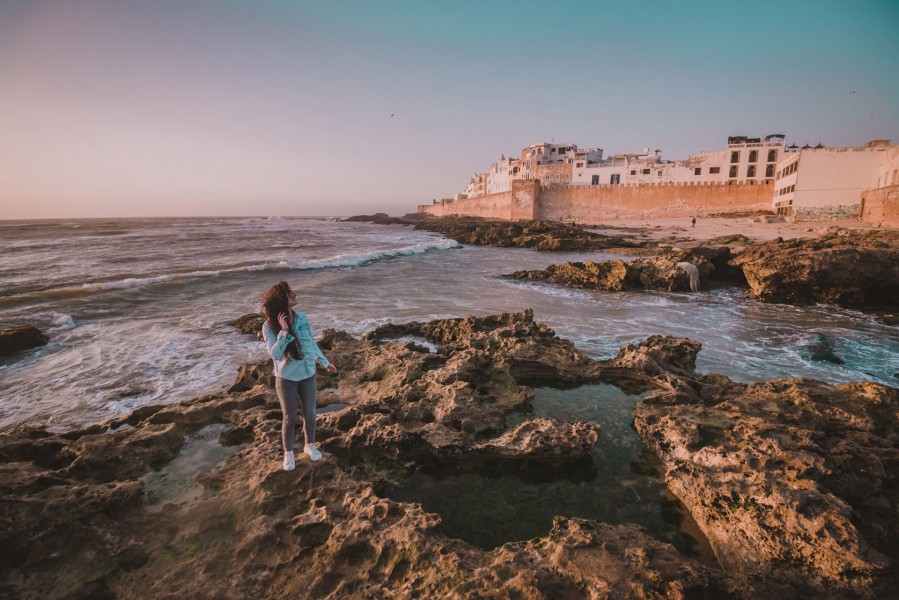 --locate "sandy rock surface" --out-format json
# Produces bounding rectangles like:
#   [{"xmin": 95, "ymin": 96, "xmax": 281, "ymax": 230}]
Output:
[
  {"xmin": 505, "ymin": 247, "xmax": 745, "ymax": 292},
  {"xmin": 635, "ymin": 371, "xmax": 899, "ymax": 598},
  {"xmin": 413, "ymin": 217, "xmax": 648, "ymax": 251},
  {"xmin": 1, "ymin": 311, "xmax": 735, "ymax": 599},
  {"xmin": 730, "ymin": 230, "xmax": 899, "ymax": 310},
  {"xmin": 2, "ymin": 310, "xmax": 896, "ymax": 598}
]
